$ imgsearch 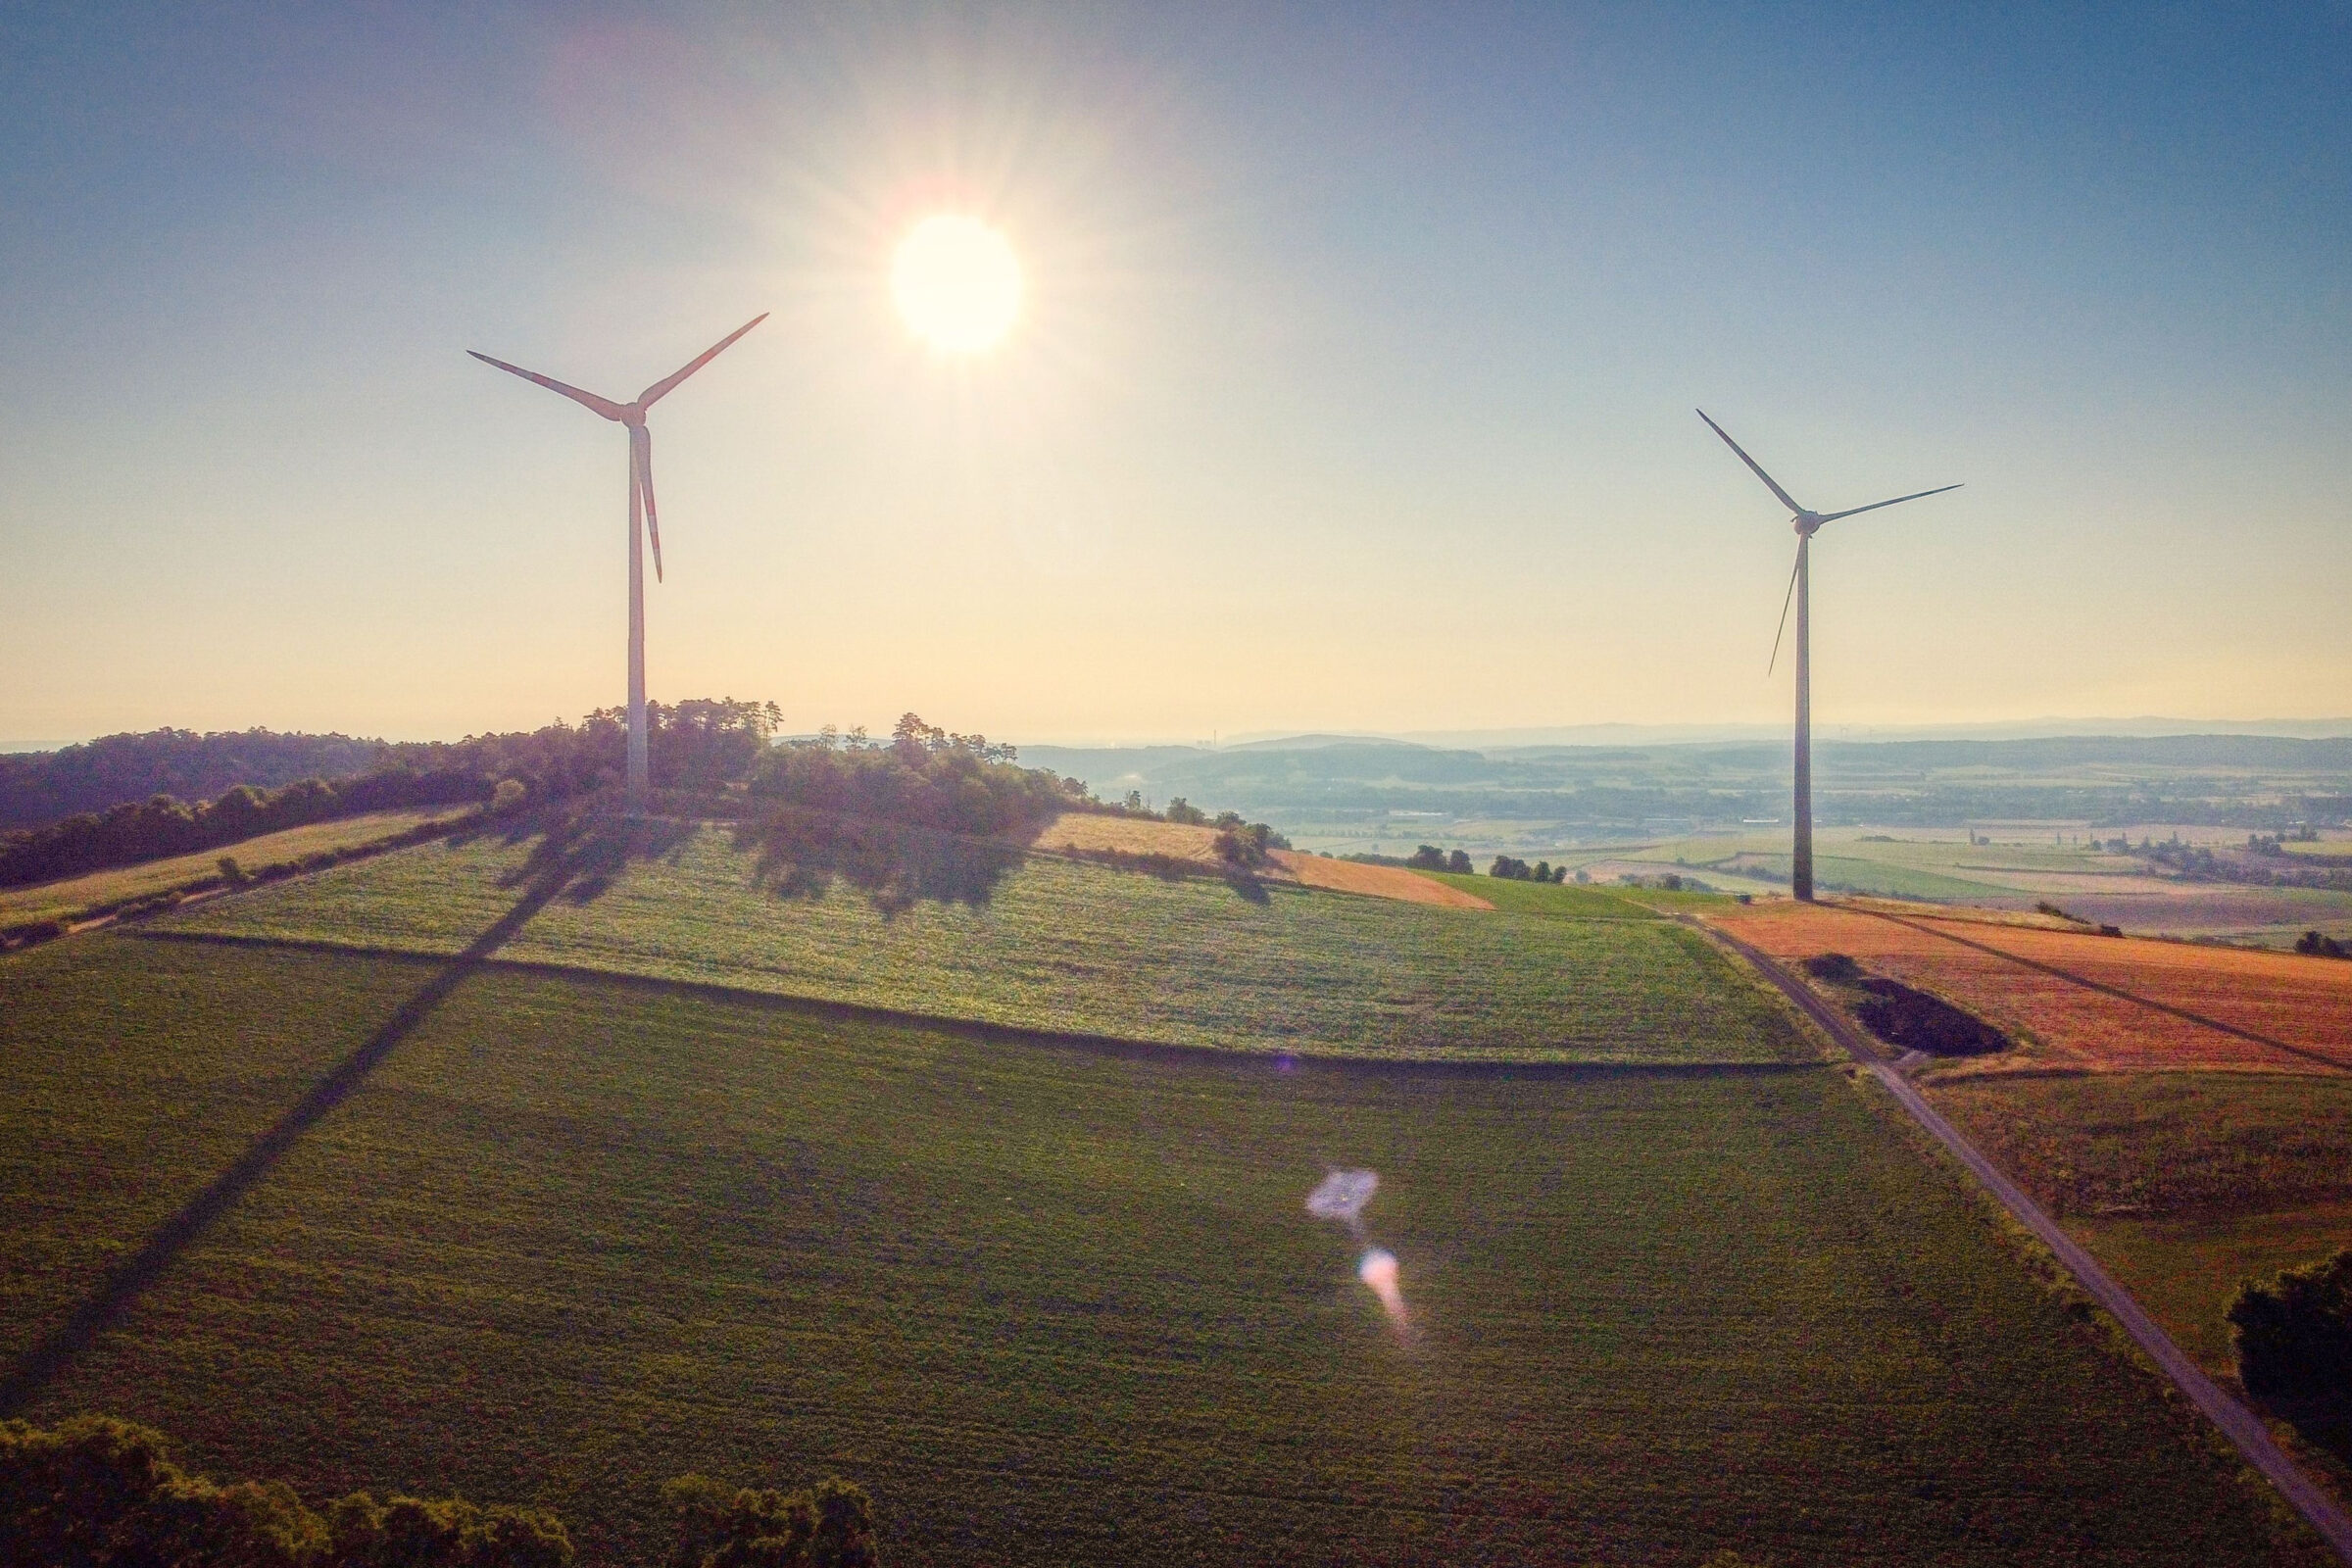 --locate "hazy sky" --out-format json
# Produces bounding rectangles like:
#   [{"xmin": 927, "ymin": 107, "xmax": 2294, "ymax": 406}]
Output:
[{"xmin": 3, "ymin": 3, "xmax": 2347, "ymax": 747}]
